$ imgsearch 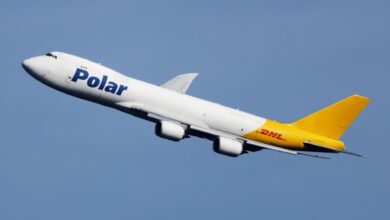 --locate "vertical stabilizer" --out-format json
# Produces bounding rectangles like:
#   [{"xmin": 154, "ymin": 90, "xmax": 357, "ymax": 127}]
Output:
[{"xmin": 291, "ymin": 95, "xmax": 370, "ymax": 139}]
